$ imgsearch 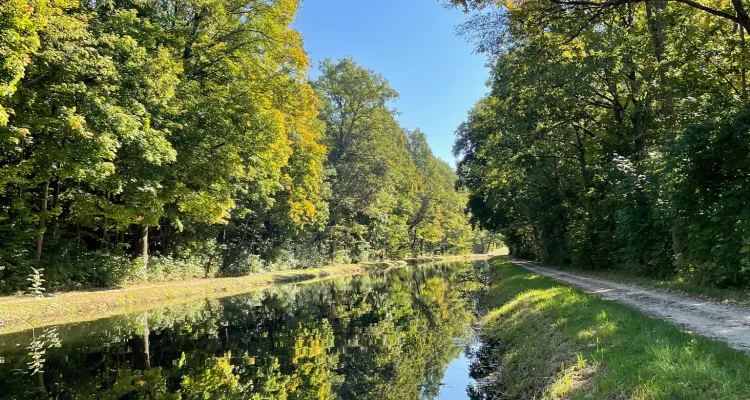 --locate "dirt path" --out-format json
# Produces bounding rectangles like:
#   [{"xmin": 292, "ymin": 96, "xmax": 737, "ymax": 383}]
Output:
[{"xmin": 510, "ymin": 258, "xmax": 750, "ymax": 353}]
